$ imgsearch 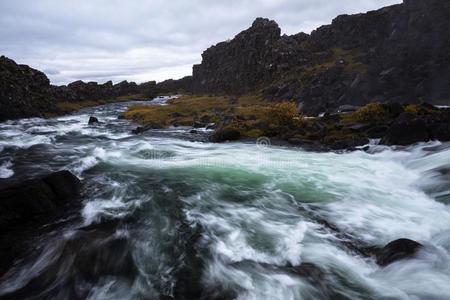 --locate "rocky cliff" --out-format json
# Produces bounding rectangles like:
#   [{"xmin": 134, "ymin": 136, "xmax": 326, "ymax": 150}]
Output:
[
  {"xmin": 192, "ymin": 0, "xmax": 450, "ymax": 115},
  {"xmin": 0, "ymin": 56, "xmax": 57, "ymax": 121},
  {"xmin": 0, "ymin": 56, "xmax": 159, "ymax": 121}
]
